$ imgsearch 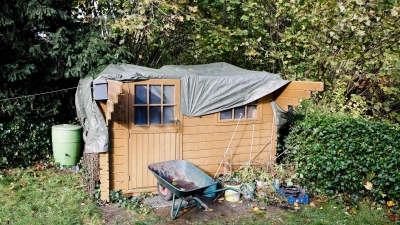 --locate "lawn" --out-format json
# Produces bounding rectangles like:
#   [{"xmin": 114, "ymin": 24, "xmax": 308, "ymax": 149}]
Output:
[
  {"xmin": 0, "ymin": 166, "xmax": 102, "ymax": 225},
  {"xmin": 0, "ymin": 167, "xmax": 396, "ymax": 225}
]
